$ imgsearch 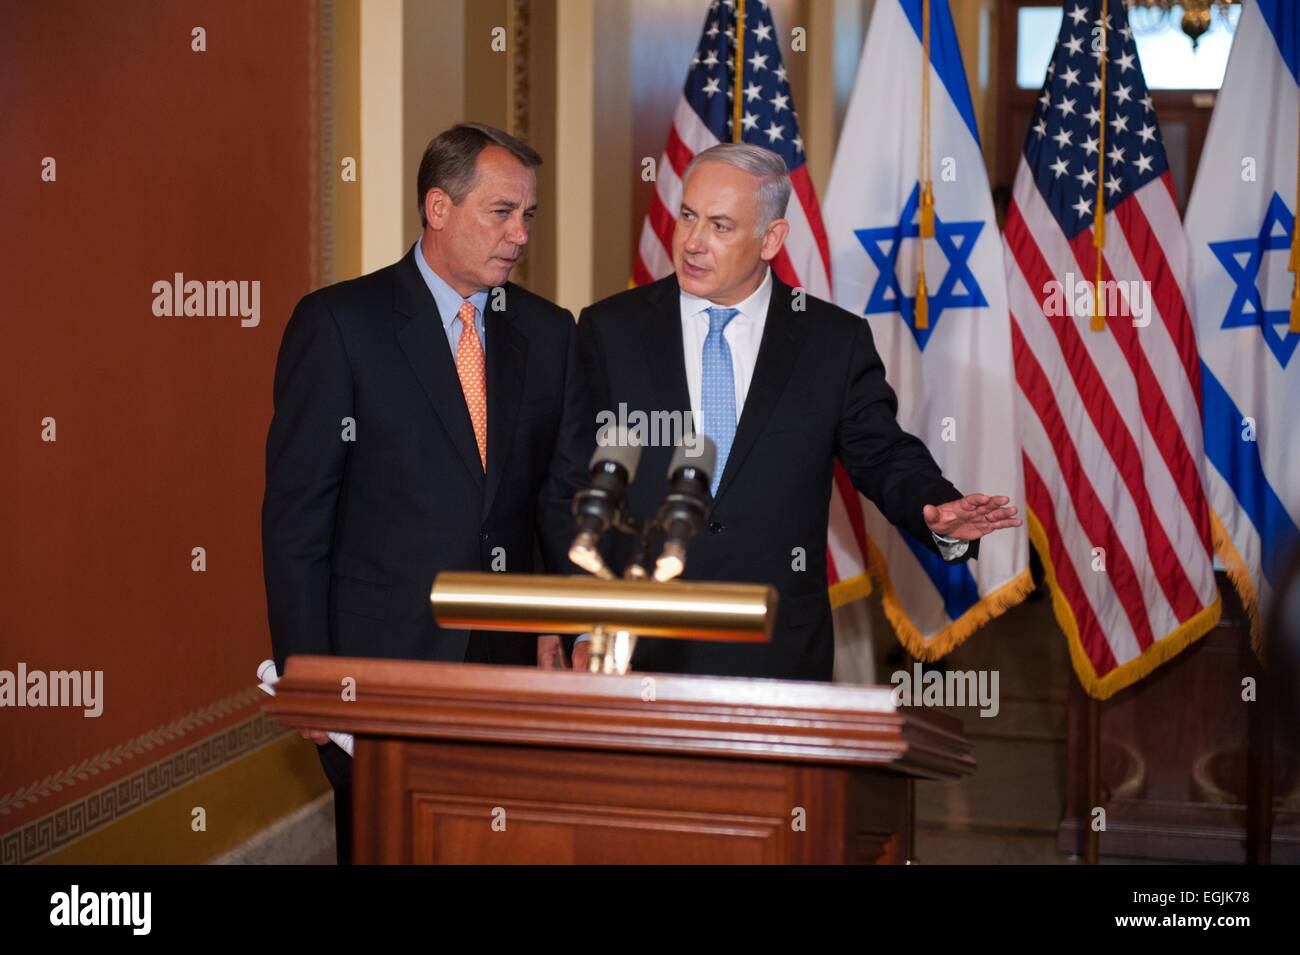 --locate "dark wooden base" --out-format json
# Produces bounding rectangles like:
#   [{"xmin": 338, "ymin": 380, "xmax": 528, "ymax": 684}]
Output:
[
  {"xmin": 1061, "ymin": 576, "xmax": 1300, "ymax": 863},
  {"xmin": 353, "ymin": 738, "xmax": 911, "ymax": 864}
]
